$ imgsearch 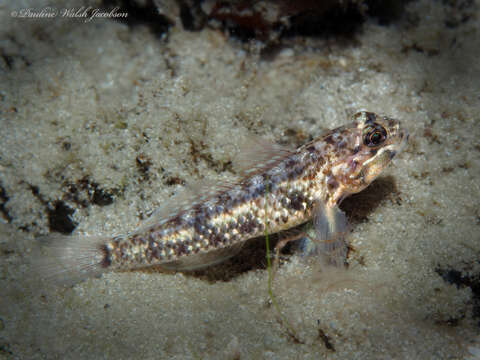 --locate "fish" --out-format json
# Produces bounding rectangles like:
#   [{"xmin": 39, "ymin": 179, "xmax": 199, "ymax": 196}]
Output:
[{"xmin": 36, "ymin": 111, "xmax": 408, "ymax": 285}]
